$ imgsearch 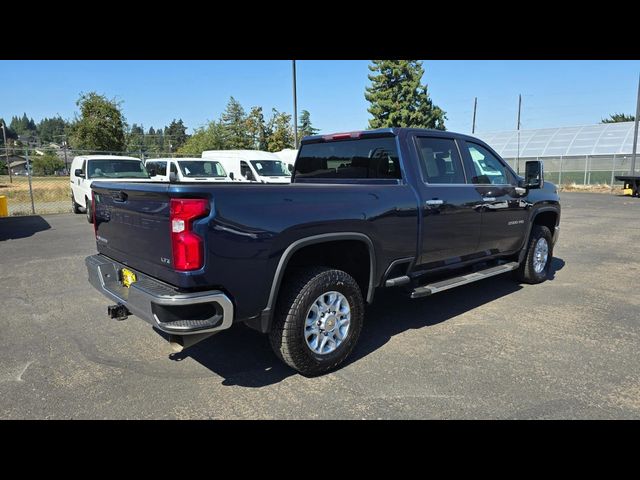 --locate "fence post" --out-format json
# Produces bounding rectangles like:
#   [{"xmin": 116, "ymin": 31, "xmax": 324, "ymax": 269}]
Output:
[
  {"xmin": 610, "ymin": 154, "xmax": 616, "ymax": 192},
  {"xmin": 25, "ymin": 148, "xmax": 35, "ymax": 214},
  {"xmin": 583, "ymin": 155, "xmax": 588, "ymax": 185},
  {"xmin": 559, "ymin": 156, "xmax": 563, "ymax": 185}
]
